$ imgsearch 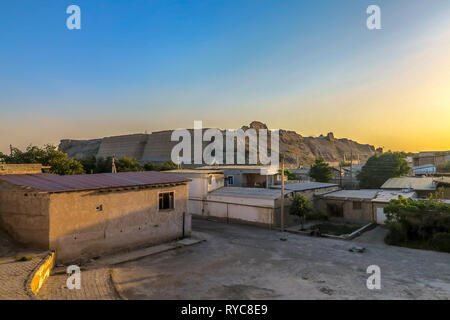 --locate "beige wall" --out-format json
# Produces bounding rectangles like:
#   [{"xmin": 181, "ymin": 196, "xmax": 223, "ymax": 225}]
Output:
[
  {"xmin": 0, "ymin": 182, "xmax": 50, "ymax": 248},
  {"xmin": 0, "ymin": 164, "xmax": 43, "ymax": 175},
  {"xmin": 48, "ymin": 184, "xmax": 189, "ymax": 262},
  {"xmin": 291, "ymin": 186, "xmax": 340, "ymax": 201},
  {"xmin": 315, "ymin": 198, "xmax": 374, "ymax": 224}
]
